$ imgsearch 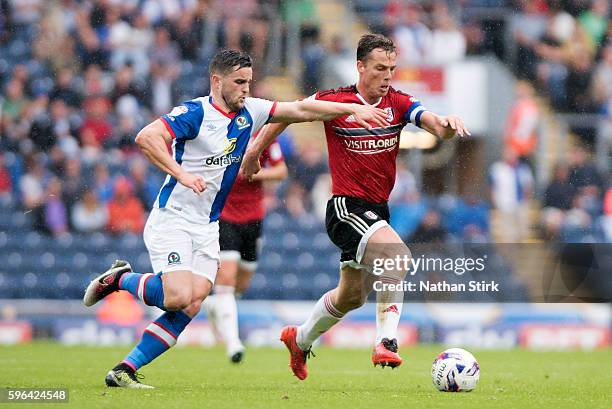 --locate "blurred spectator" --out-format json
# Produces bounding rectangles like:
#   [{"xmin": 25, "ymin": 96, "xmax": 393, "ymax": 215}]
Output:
[
  {"xmin": 567, "ymin": 145, "xmax": 604, "ymax": 196},
  {"xmin": 149, "ymin": 26, "xmax": 180, "ymax": 115},
  {"xmin": 75, "ymin": 6, "xmax": 109, "ymax": 69},
  {"xmin": 543, "ymin": 163, "xmax": 574, "ymax": 210},
  {"xmin": 9, "ymin": 0, "xmax": 42, "ymax": 26},
  {"xmin": 462, "ymin": 19, "xmax": 485, "ymax": 56},
  {"xmin": 393, "ymin": 3, "xmax": 431, "ymax": 67},
  {"xmin": 323, "ymin": 35, "xmax": 355, "ymax": 89},
  {"xmin": 49, "ymin": 100, "xmax": 80, "ymax": 158},
  {"xmin": 109, "ymin": 12, "xmax": 153, "ymax": 78},
  {"xmin": 0, "ymin": 0, "xmax": 11, "ymax": 42},
  {"xmin": 110, "ymin": 65, "xmax": 147, "ymax": 107},
  {"xmin": 170, "ymin": 9, "xmax": 202, "ymax": 62},
  {"xmin": 142, "ymin": 0, "xmax": 195, "ymax": 24},
  {"xmin": 0, "ymin": 153, "xmax": 13, "ymax": 204},
  {"xmin": 565, "ymin": 48, "xmax": 596, "ymax": 113},
  {"xmin": 428, "ymin": 12, "xmax": 466, "ymax": 65},
  {"xmin": 49, "ymin": 69, "xmax": 81, "ymax": 109},
  {"xmin": 541, "ymin": 162, "xmax": 573, "ymax": 239},
  {"xmin": 106, "ymin": 176, "xmax": 145, "ymax": 235},
  {"xmin": 1, "ymin": 79, "xmax": 30, "ymax": 125},
  {"xmin": 72, "ymin": 189, "xmax": 108, "ymax": 233},
  {"xmin": 605, "ymin": 187, "xmax": 612, "ymax": 215},
  {"xmin": 301, "ymin": 25, "xmax": 325, "ymax": 95},
  {"xmin": 292, "ymin": 144, "xmax": 328, "ymax": 194},
  {"xmin": 43, "ymin": 177, "xmax": 68, "ymax": 237},
  {"xmin": 93, "ymin": 162, "xmax": 114, "ymax": 203},
  {"xmin": 489, "ymin": 147, "xmax": 534, "ymax": 242},
  {"xmin": 61, "ymin": 158, "xmax": 85, "ymax": 225},
  {"xmin": 382, "ymin": 0, "xmax": 403, "ymax": 36},
  {"xmin": 408, "ymin": 209, "xmax": 448, "ymax": 243},
  {"xmin": 444, "ymin": 194, "xmax": 490, "ymax": 241},
  {"xmin": 80, "ymin": 95, "xmax": 112, "ymax": 152},
  {"xmin": 577, "ymin": 0, "xmax": 609, "ymax": 47},
  {"xmin": 390, "ymin": 191, "xmax": 427, "ymax": 240},
  {"xmin": 26, "ymin": 95, "xmax": 53, "ymax": 152},
  {"xmin": 603, "ymin": 187, "xmax": 612, "ymax": 242},
  {"xmin": 535, "ymin": 14, "xmax": 583, "ymax": 109},
  {"xmin": 591, "ymin": 44, "xmax": 612, "ymax": 114},
  {"xmin": 510, "ymin": 0, "xmax": 547, "ymax": 80},
  {"xmin": 128, "ymin": 157, "xmax": 159, "ymax": 210},
  {"xmin": 19, "ymin": 157, "xmax": 46, "ymax": 231},
  {"xmin": 389, "ymin": 160, "xmax": 417, "ymax": 205},
  {"xmin": 47, "ymin": 146, "xmax": 66, "ymax": 177},
  {"xmin": 504, "ymin": 81, "xmax": 540, "ymax": 159},
  {"xmin": 221, "ymin": 0, "xmax": 269, "ymax": 63},
  {"xmin": 282, "ymin": 181, "xmax": 310, "ymax": 221}
]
